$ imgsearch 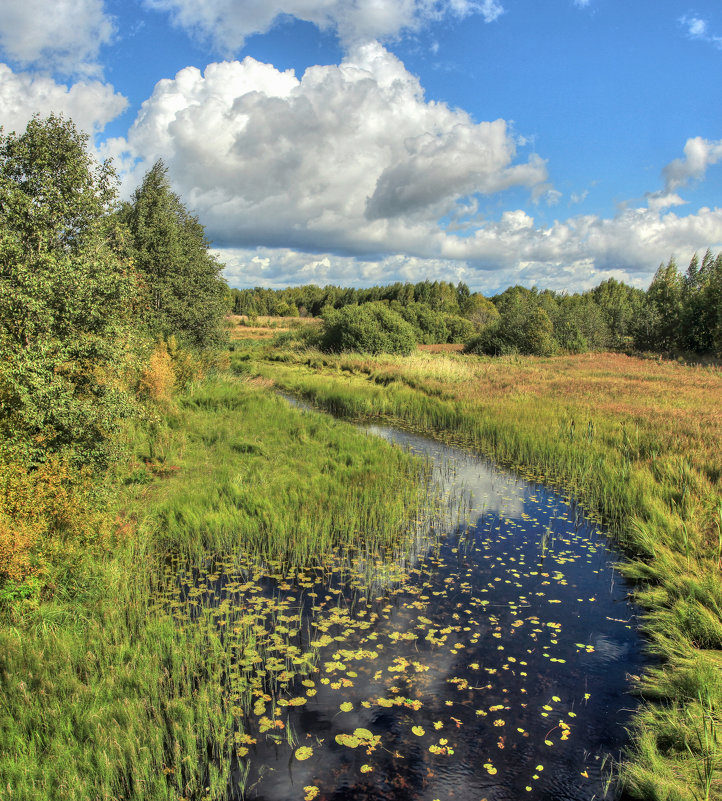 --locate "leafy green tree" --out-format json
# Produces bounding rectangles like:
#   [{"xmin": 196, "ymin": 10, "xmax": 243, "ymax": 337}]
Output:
[
  {"xmin": 321, "ymin": 302, "xmax": 417, "ymax": 354},
  {"xmin": 122, "ymin": 161, "xmax": 228, "ymax": 348},
  {"xmin": 461, "ymin": 293, "xmax": 500, "ymax": 329},
  {"xmin": 705, "ymin": 253, "xmax": 722, "ymax": 357},
  {"xmin": 589, "ymin": 278, "xmax": 646, "ymax": 347},
  {"xmin": 552, "ymin": 295, "xmax": 610, "ymax": 353},
  {"xmin": 444, "ymin": 314, "xmax": 476, "ymax": 343},
  {"xmin": 397, "ymin": 302, "xmax": 450, "ymax": 344},
  {"xmin": 0, "ymin": 114, "xmax": 137, "ymax": 467},
  {"xmin": 646, "ymin": 258, "xmax": 684, "ymax": 351},
  {"xmin": 465, "ymin": 289, "xmax": 557, "ymax": 356},
  {"xmin": 679, "ymin": 250, "xmax": 719, "ymax": 352}
]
